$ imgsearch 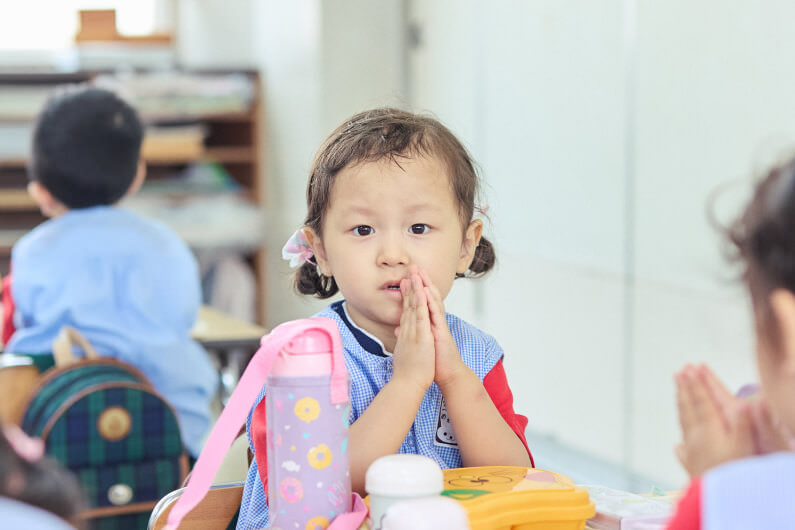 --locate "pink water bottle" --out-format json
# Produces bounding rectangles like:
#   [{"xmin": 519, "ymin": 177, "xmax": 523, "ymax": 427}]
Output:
[
  {"xmin": 165, "ymin": 317, "xmax": 362, "ymax": 530},
  {"xmin": 266, "ymin": 320, "xmax": 352, "ymax": 528}
]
